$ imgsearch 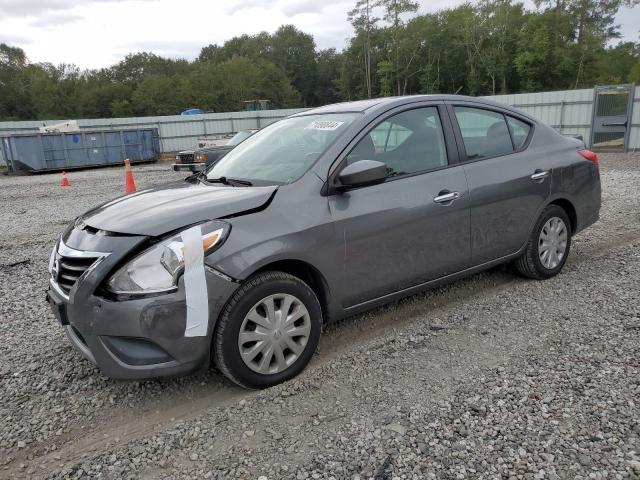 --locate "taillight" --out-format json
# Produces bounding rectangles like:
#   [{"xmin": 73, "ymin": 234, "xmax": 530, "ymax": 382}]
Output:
[{"xmin": 578, "ymin": 149, "xmax": 598, "ymax": 167}]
